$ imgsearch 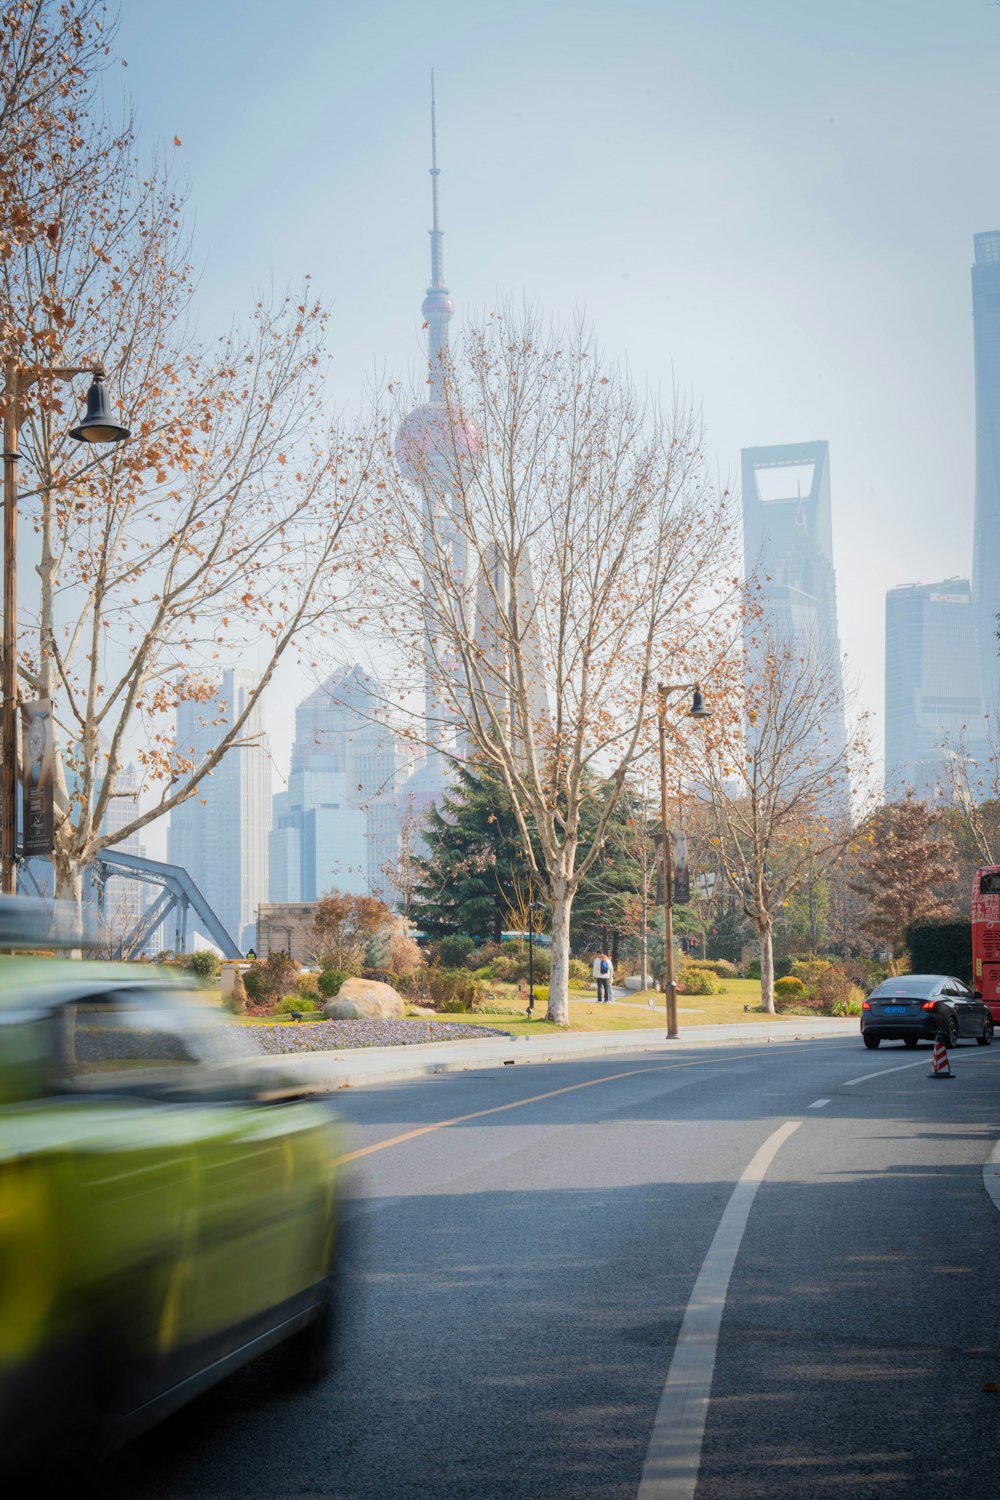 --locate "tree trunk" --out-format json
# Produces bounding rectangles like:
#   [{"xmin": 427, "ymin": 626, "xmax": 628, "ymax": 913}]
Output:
[
  {"xmin": 547, "ymin": 881, "xmax": 572, "ymax": 1026},
  {"xmin": 759, "ymin": 920, "xmax": 776, "ymax": 1015},
  {"xmin": 53, "ymin": 848, "xmax": 84, "ymax": 909},
  {"xmin": 52, "ymin": 851, "xmax": 85, "ymax": 958}
]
